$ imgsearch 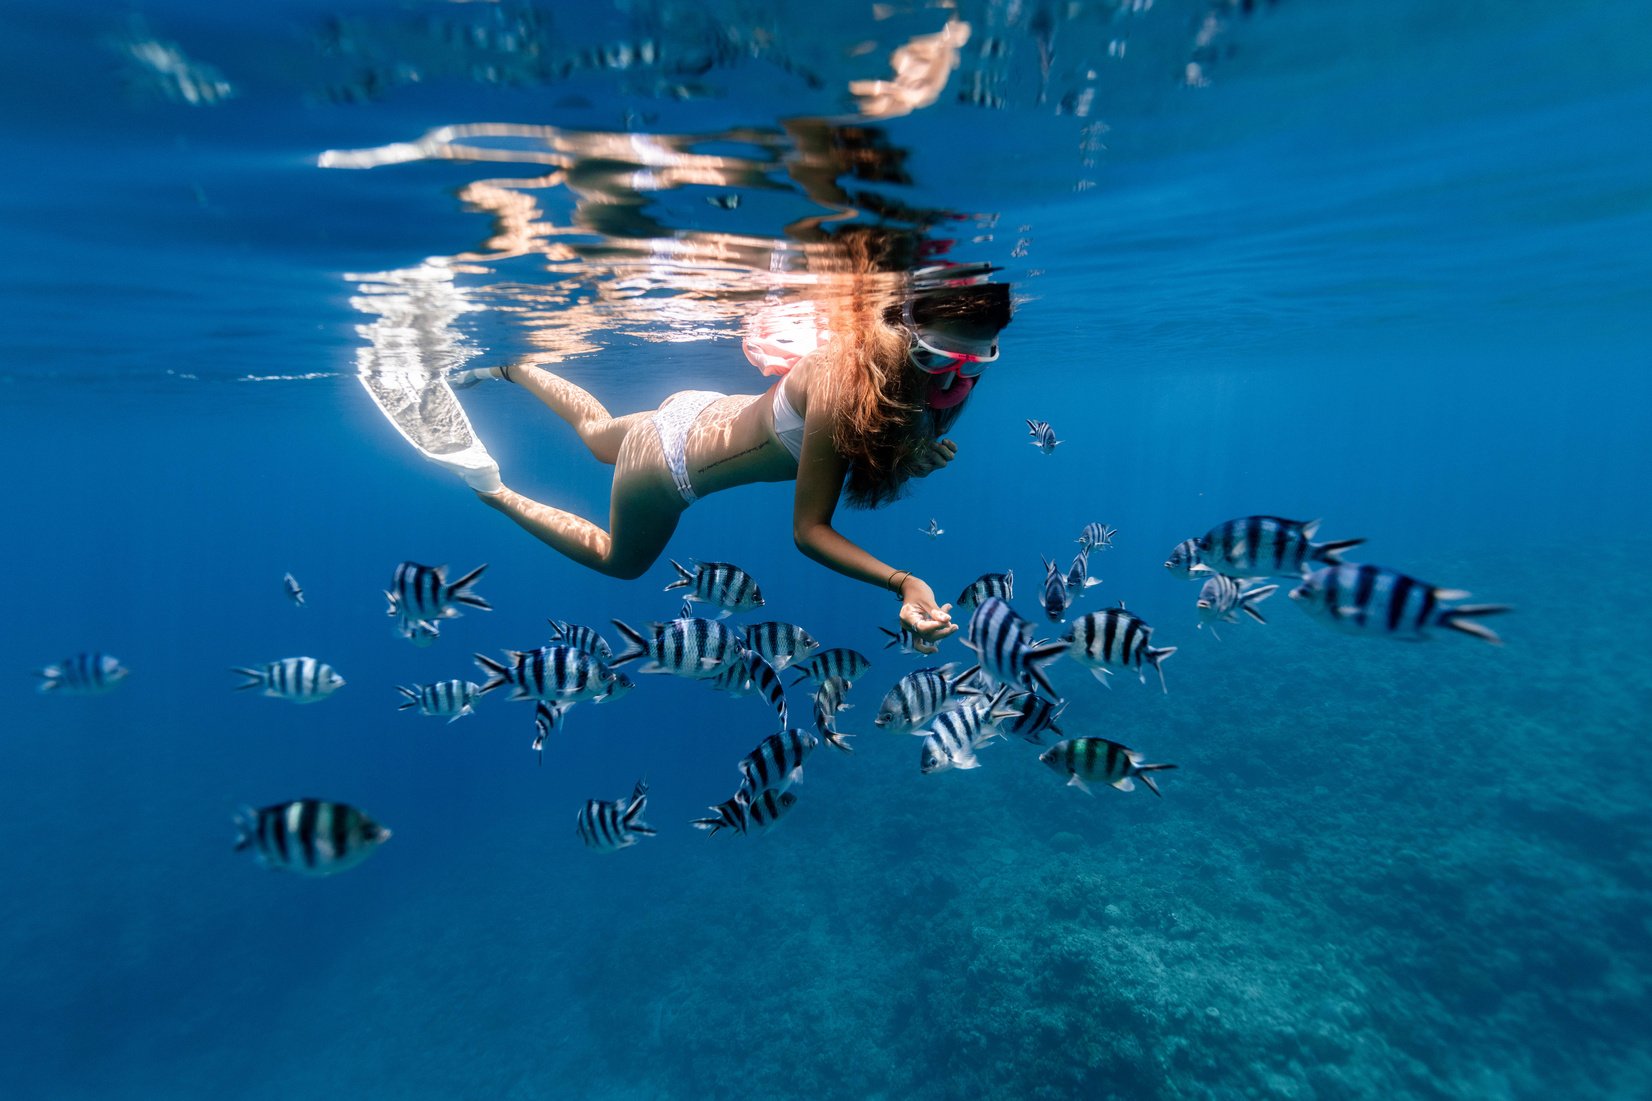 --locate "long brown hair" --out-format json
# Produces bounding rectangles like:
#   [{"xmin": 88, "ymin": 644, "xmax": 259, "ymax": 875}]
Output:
[{"xmin": 811, "ymin": 231, "xmax": 1012, "ymax": 508}]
